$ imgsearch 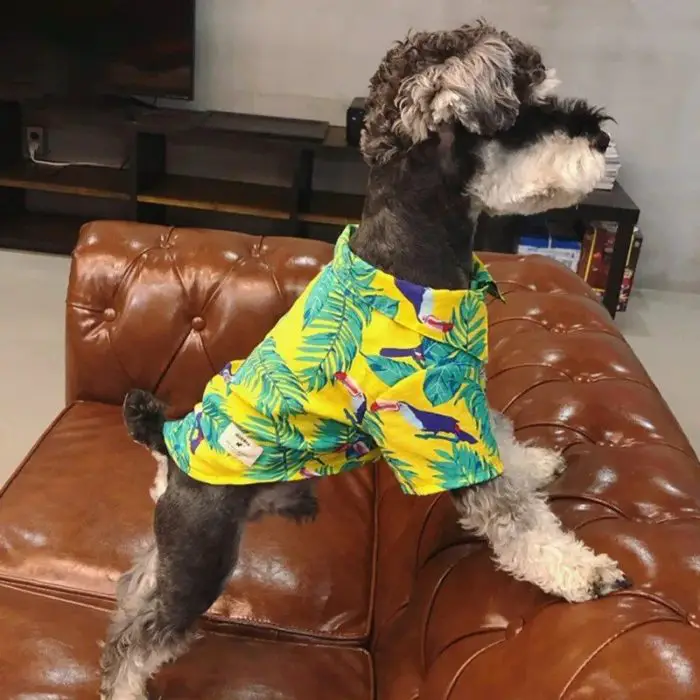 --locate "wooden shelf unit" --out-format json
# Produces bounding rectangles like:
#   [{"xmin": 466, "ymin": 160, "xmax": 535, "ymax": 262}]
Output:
[
  {"xmin": 0, "ymin": 98, "xmax": 639, "ymax": 317},
  {"xmin": 0, "ymin": 162, "xmax": 130, "ymax": 200},
  {"xmin": 300, "ymin": 190, "xmax": 364, "ymax": 225},
  {"xmin": 0, "ymin": 99, "xmax": 365, "ymax": 255},
  {"xmin": 136, "ymin": 174, "xmax": 294, "ymax": 220}
]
